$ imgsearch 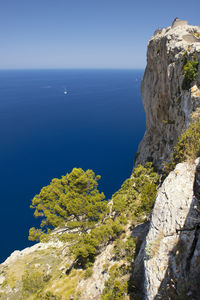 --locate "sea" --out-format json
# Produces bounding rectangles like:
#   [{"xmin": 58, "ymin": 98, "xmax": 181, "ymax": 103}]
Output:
[{"xmin": 0, "ymin": 69, "xmax": 145, "ymax": 263}]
